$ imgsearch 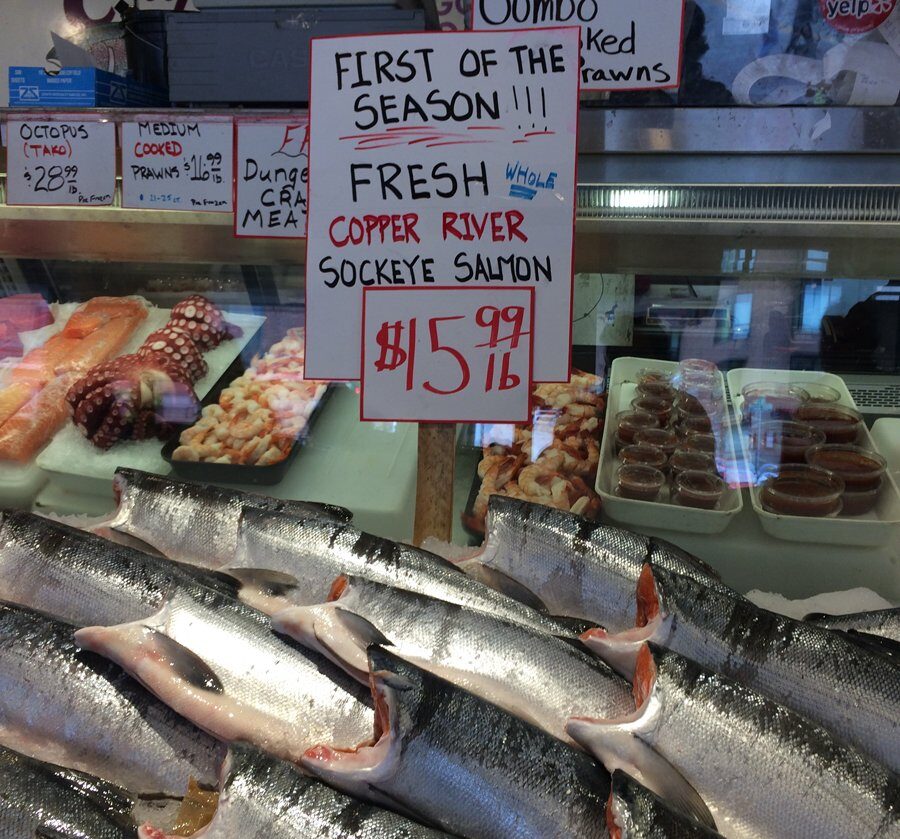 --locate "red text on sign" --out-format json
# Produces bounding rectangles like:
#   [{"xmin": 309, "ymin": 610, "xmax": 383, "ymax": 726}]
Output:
[
  {"xmin": 25, "ymin": 144, "xmax": 69, "ymax": 158},
  {"xmin": 134, "ymin": 141, "xmax": 183, "ymax": 158},
  {"xmin": 442, "ymin": 210, "xmax": 527, "ymax": 243},
  {"xmin": 330, "ymin": 213, "xmax": 421, "ymax": 247}
]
